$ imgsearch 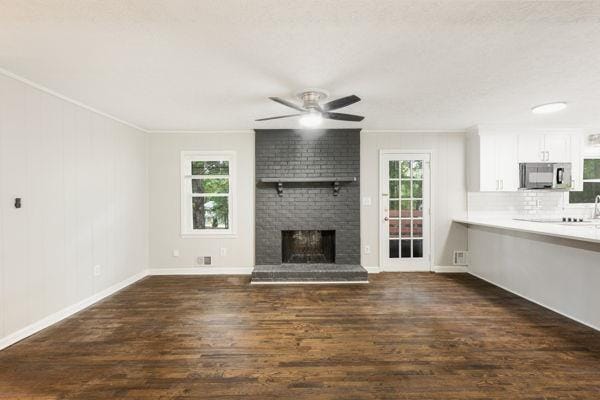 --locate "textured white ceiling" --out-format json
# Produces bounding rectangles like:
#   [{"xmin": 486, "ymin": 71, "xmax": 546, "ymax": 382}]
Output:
[{"xmin": 1, "ymin": 1, "xmax": 600, "ymax": 131}]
